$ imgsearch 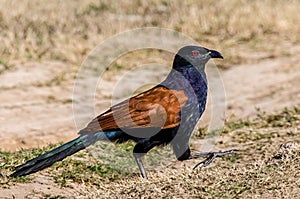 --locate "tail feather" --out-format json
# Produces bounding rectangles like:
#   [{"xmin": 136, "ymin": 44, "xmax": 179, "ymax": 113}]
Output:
[{"xmin": 10, "ymin": 131, "xmax": 121, "ymax": 177}]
